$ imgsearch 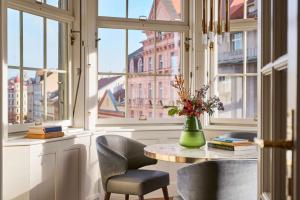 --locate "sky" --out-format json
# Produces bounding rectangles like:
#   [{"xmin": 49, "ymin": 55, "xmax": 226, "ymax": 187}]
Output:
[{"xmin": 98, "ymin": 0, "xmax": 154, "ymax": 73}]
